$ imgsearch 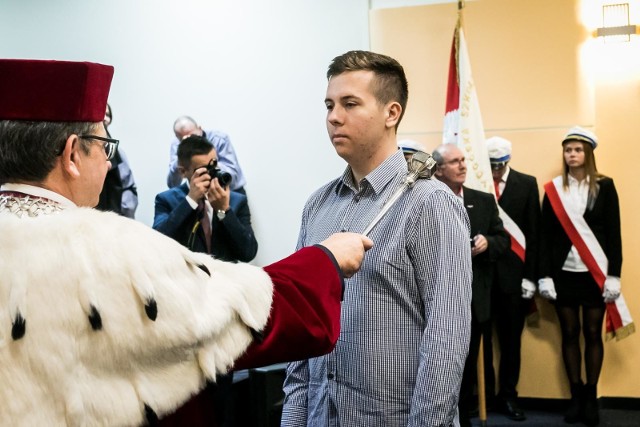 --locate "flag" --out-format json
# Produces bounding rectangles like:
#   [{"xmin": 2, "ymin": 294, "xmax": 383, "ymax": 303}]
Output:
[
  {"xmin": 443, "ymin": 22, "xmax": 541, "ymax": 325},
  {"xmin": 443, "ymin": 26, "xmax": 492, "ymax": 194}
]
